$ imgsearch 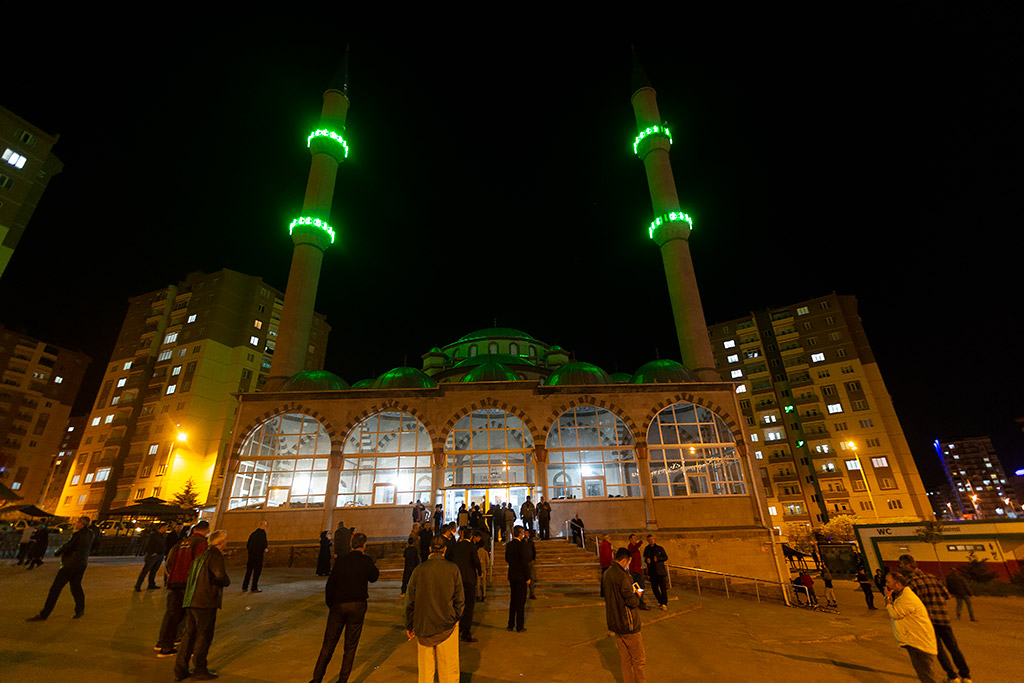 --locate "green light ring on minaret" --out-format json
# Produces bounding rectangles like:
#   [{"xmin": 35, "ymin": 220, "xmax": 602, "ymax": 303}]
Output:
[
  {"xmin": 307, "ymin": 129, "xmax": 350, "ymax": 158},
  {"xmin": 633, "ymin": 125, "xmax": 673, "ymax": 155},
  {"xmin": 648, "ymin": 211, "xmax": 693, "ymax": 239},
  {"xmin": 289, "ymin": 216, "xmax": 336, "ymax": 244}
]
